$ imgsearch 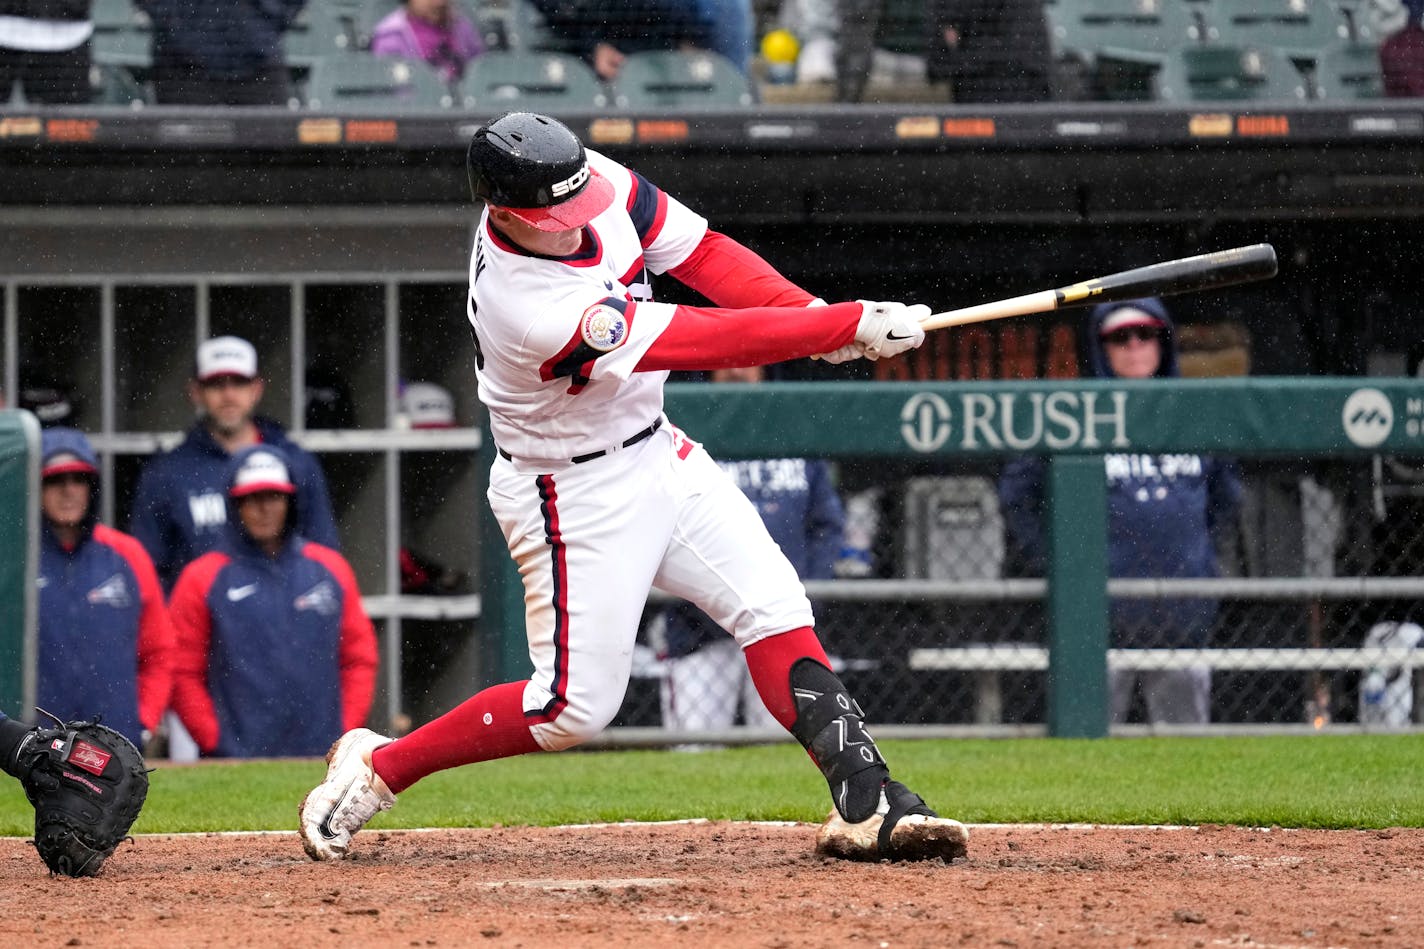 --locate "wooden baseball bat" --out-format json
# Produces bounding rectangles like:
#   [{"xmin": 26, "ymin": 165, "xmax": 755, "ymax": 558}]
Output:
[{"xmin": 921, "ymin": 243, "xmax": 1278, "ymax": 332}]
